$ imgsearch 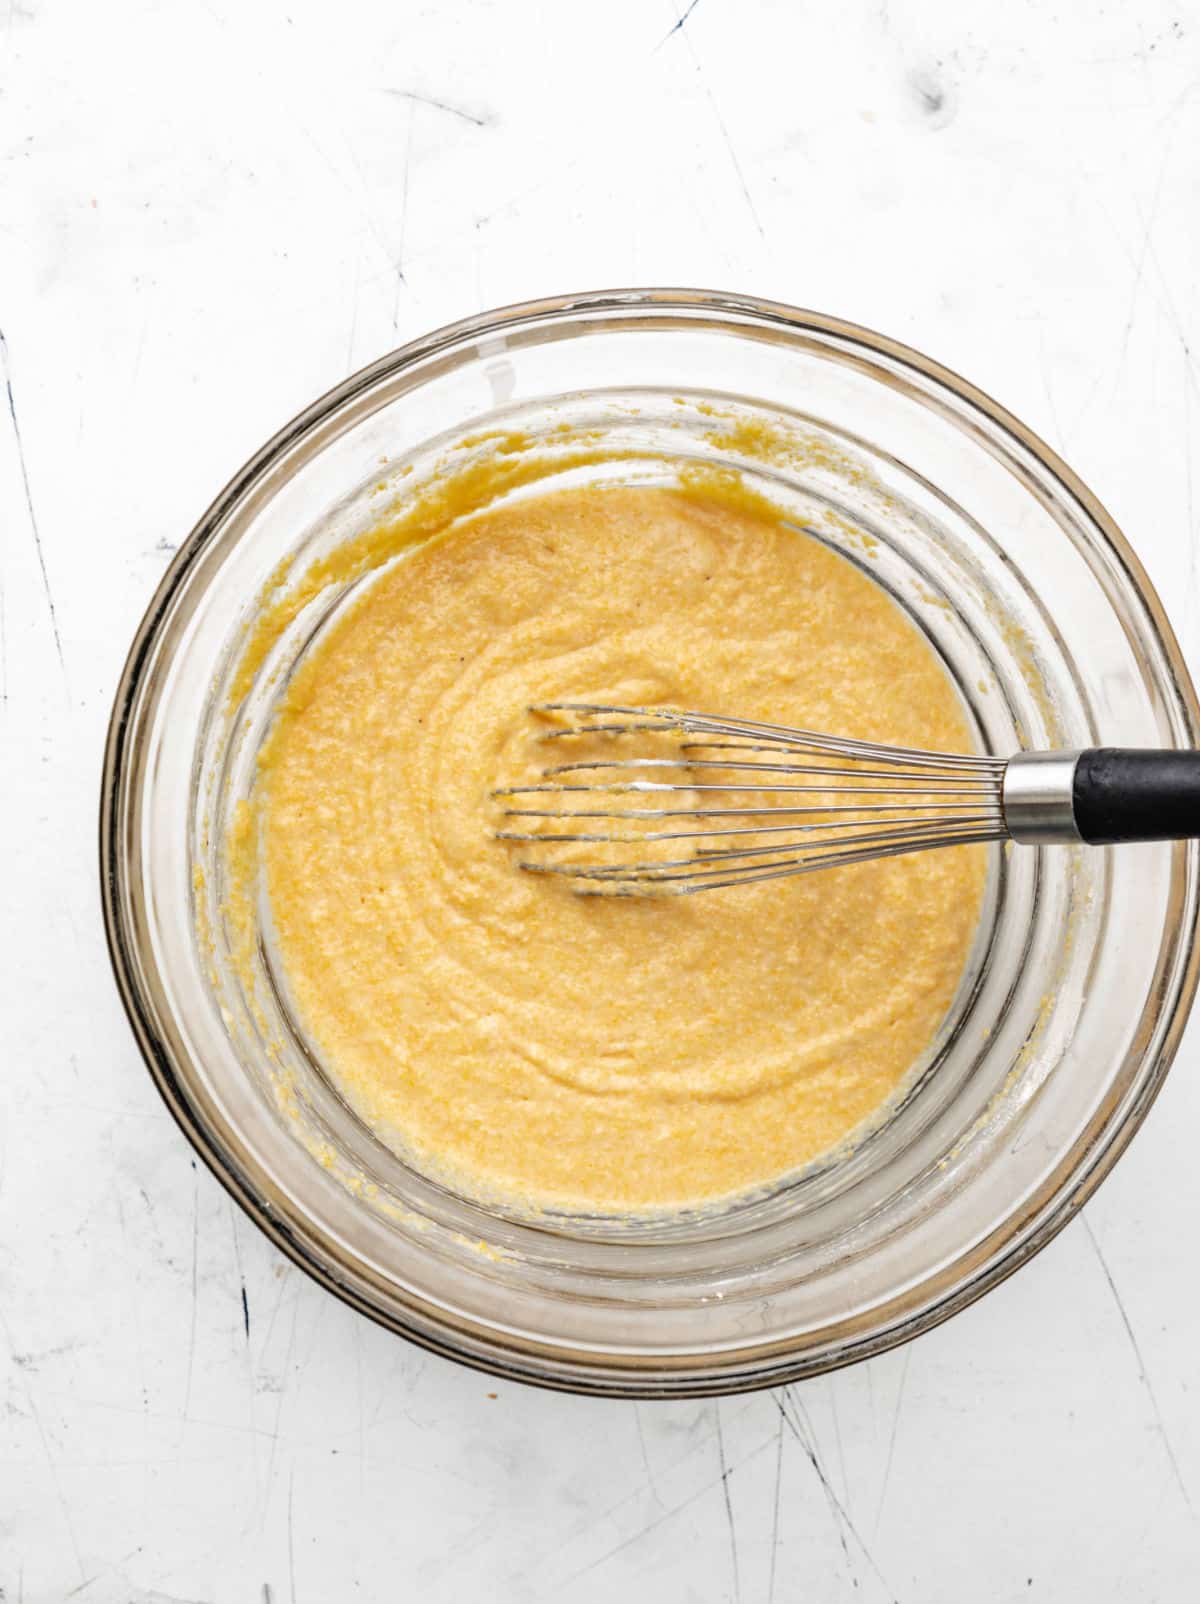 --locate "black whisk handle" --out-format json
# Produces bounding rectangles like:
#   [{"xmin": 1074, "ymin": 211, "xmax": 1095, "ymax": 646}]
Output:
[{"xmin": 1073, "ymin": 748, "xmax": 1200, "ymax": 844}]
